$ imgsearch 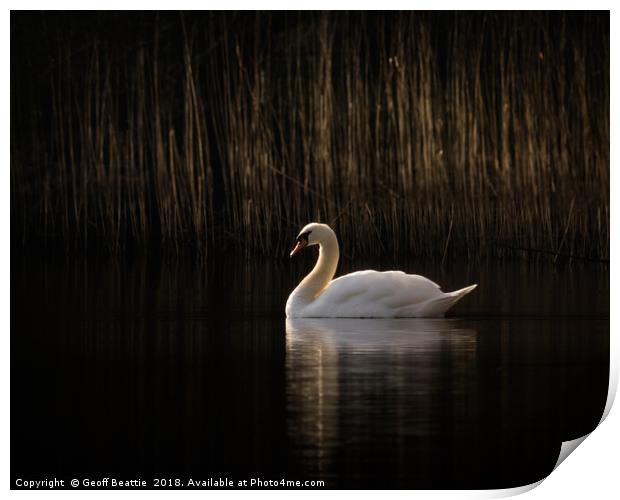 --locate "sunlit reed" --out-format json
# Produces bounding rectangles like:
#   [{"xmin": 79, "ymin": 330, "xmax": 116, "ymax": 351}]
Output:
[{"xmin": 11, "ymin": 12, "xmax": 609, "ymax": 260}]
